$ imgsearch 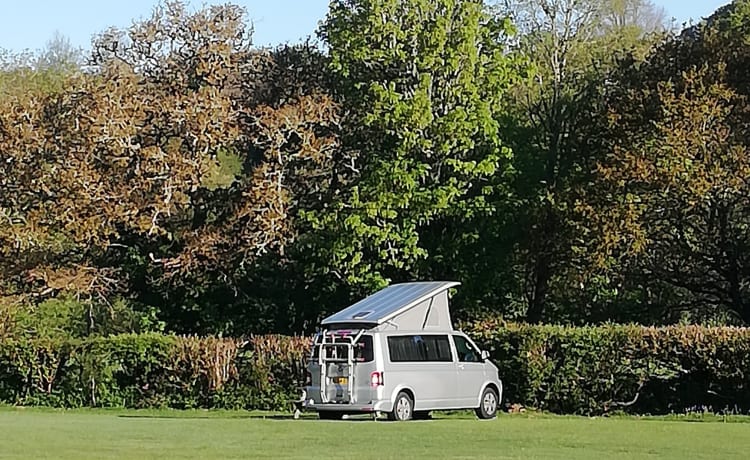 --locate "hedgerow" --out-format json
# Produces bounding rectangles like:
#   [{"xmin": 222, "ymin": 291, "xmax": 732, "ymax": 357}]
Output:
[
  {"xmin": 0, "ymin": 334, "xmax": 311, "ymax": 410},
  {"xmin": 1, "ymin": 324, "xmax": 749, "ymax": 415},
  {"xmin": 465, "ymin": 320, "xmax": 750, "ymax": 415}
]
